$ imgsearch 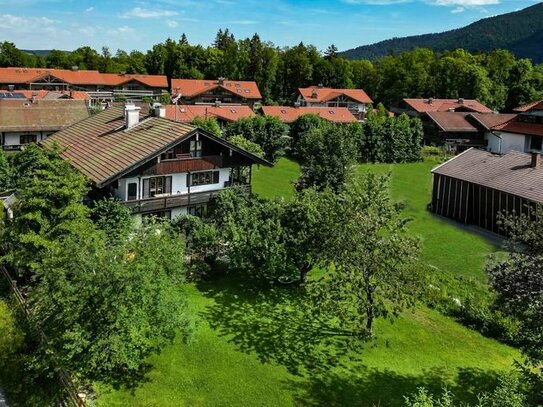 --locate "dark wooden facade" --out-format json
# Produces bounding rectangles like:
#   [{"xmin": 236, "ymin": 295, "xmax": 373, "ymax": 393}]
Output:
[{"xmin": 431, "ymin": 173, "xmax": 538, "ymax": 234}]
